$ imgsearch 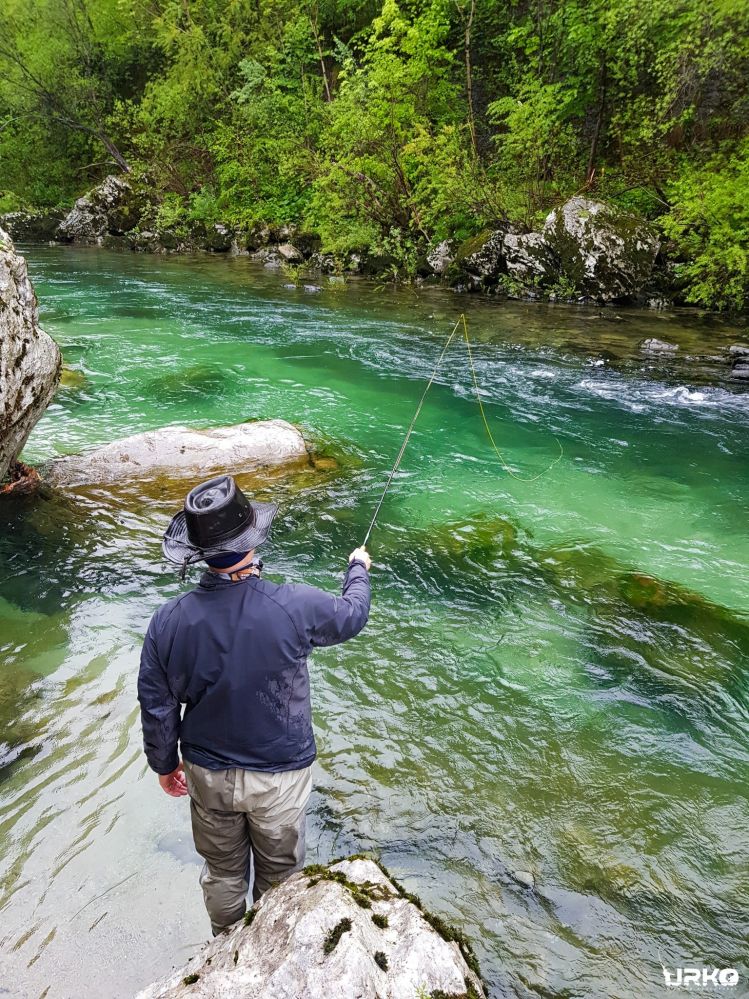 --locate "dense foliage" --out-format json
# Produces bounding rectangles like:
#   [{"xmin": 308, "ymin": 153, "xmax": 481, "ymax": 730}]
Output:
[{"xmin": 1, "ymin": 0, "xmax": 748, "ymax": 308}]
